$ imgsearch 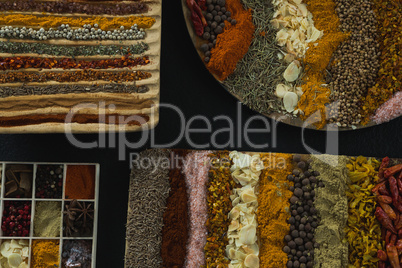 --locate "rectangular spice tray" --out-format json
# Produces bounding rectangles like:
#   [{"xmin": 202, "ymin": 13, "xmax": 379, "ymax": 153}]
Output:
[
  {"xmin": 125, "ymin": 149, "xmax": 402, "ymax": 268},
  {"xmin": 0, "ymin": 0, "xmax": 162, "ymax": 133},
  {"xmin": 0, "ymin": 162, "xmax": 99, "ymax": 268}
]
